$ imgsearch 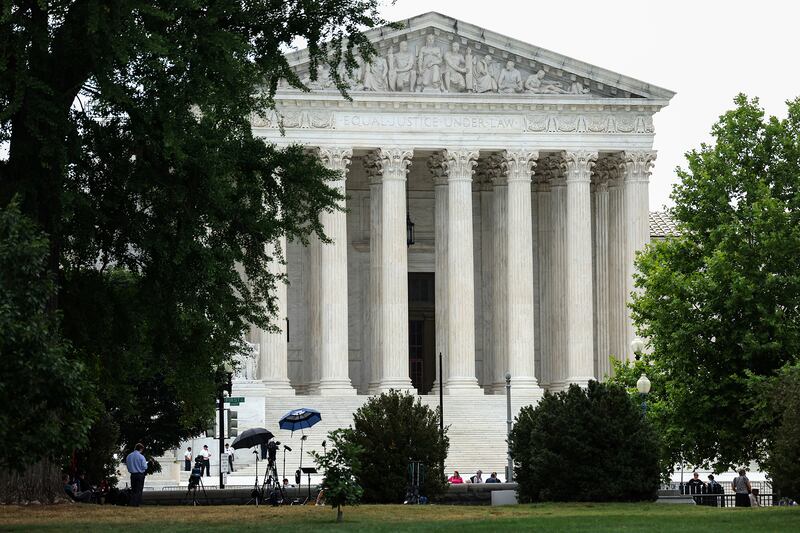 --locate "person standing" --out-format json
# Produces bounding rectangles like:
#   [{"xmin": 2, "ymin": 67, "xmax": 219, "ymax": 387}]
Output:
[
  {"xmin": 200, "ymin": 445, "xmax": 211, "ymax": 477},
  {"xmin": 124, "ymin": 443, "xmax": 148, "ymax": 507},
  {"xmin": 732, "ymin": 468, "xmax": 752, "ymax": 507},
  {"xmin": 225, "ymin": 443, "xmax": 234, "ymax": 473},
  {"xmin": 184, "ymin": 447, "xmax": 192, "ymax": 471}
]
